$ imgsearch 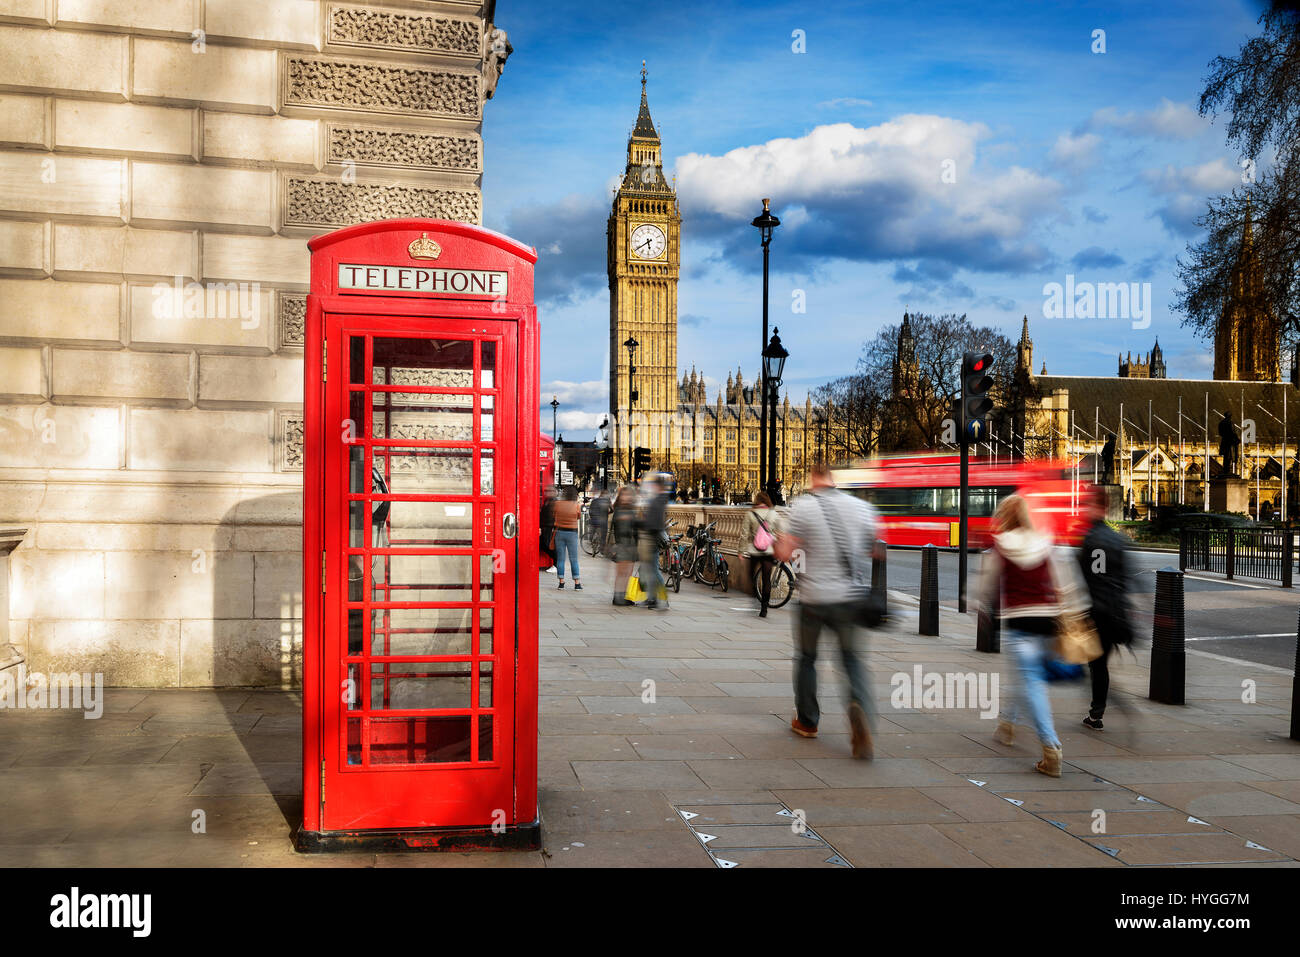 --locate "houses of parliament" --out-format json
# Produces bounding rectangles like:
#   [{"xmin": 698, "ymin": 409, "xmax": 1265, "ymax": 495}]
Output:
[{"xmin": 606, "ymin": 68, "xmax": 831, "ymax": 496}]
